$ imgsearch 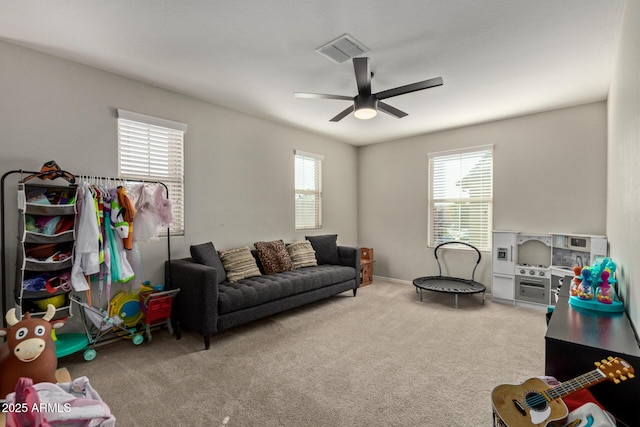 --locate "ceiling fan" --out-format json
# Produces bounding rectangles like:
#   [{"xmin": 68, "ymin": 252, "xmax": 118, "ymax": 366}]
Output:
[{"xmin": 294, "ymin": 57, "xmax": 443, "ymax": 122}]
